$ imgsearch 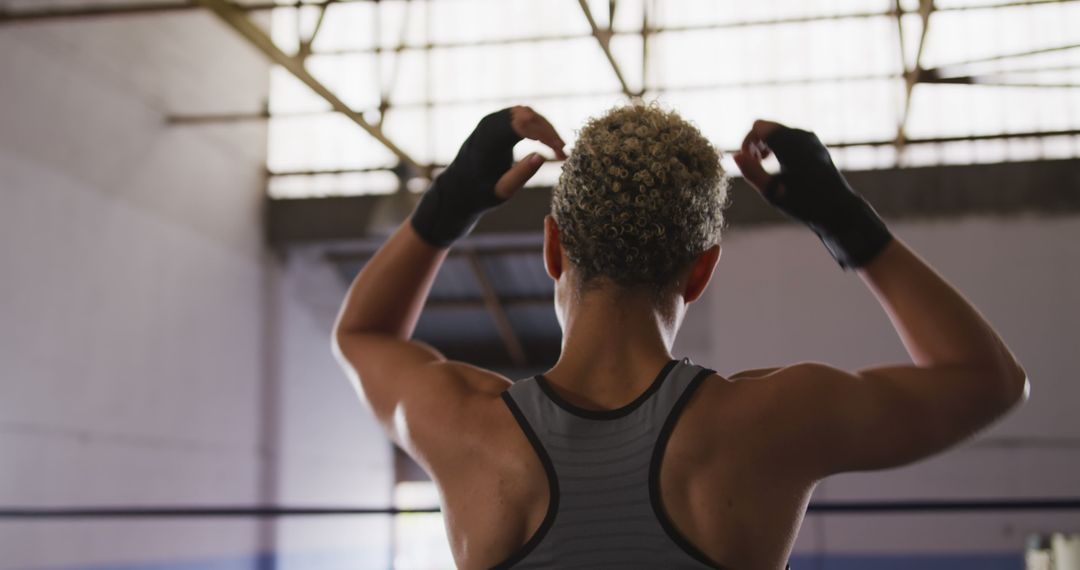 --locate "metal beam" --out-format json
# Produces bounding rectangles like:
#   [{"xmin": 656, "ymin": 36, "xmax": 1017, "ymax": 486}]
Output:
[
  {"xmin": 296, "ymin": 1, "xmax": 332, "ymax": 61},
  {"xmin": 0, "ymin": 0, "xmax": 374, "ymax": 23},
  {"xmin": 419, "ymin": 296, "xmax": 552, "ymax": 310},
  {"xmin": 928, "ymin": 42, "xmax": 1080, "ymax": 75},
  {"xmin": 191, "ymin": 0, "xmax": 423, "ymax": 173},
  {"xmin": 464, "ymin": 252, "xmax": 529, "ymax": 368},
  {"xmin": 268, "ymin": 158, "xmax": 1080, "ymax": 244},
  {"xmin": 640, "ymin": 0, "xmax": 651, "ymax": 91},
  {"xmin": 0, "ymin": 2, "xmax": 196, "ymax": 21},
  {"xmin": 167, "ymin": 70, "xmax": 906, "ymax": 125},
  {"xmin": 826, "ymin": 128, "xmax": 1080, "ymax": 148},
  {"xmin": 271, "ymin": 165, "xmax": 407, "ymax": 177},
  {"xmin": 577, "ymin": 0, "xmax": 637, "ymax": 99},
  {"xmin": 4, "ymin": 0, "xmax": 1074, "ymax": 27},
  {"xmin": 933, "ymin": 63, "xmax": 1080, "ymax": 79},
  {"xmin": 931, "ymin": 80, "xmax": 1080, "ymax": 88},
  {"xmin": 264, "ymin": 129, "xmax": 1080, "ymax": 179},
  {"xmin": 277, "ymin": 0, "xmax": 1080, "ymax": 56},
  {"xmin": 167, "ymin": 110, "xmax": 273, "ymax": 125},
  {"xmin": 894, "ymin": 0, "xmax": 936, "ymax": 154},
  {"xmin": 327, "ymin": 244, "xmax": 544, "ymax": 262}
]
